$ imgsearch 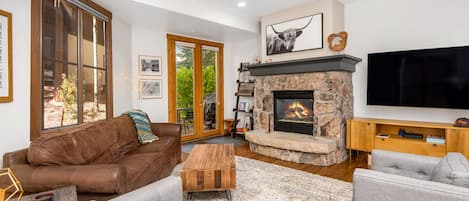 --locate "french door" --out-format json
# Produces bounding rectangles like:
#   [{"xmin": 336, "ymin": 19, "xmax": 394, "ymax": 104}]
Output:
[{"xmin": 167, "ymin": 34, "xmax": 224, "ymax": 142}]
